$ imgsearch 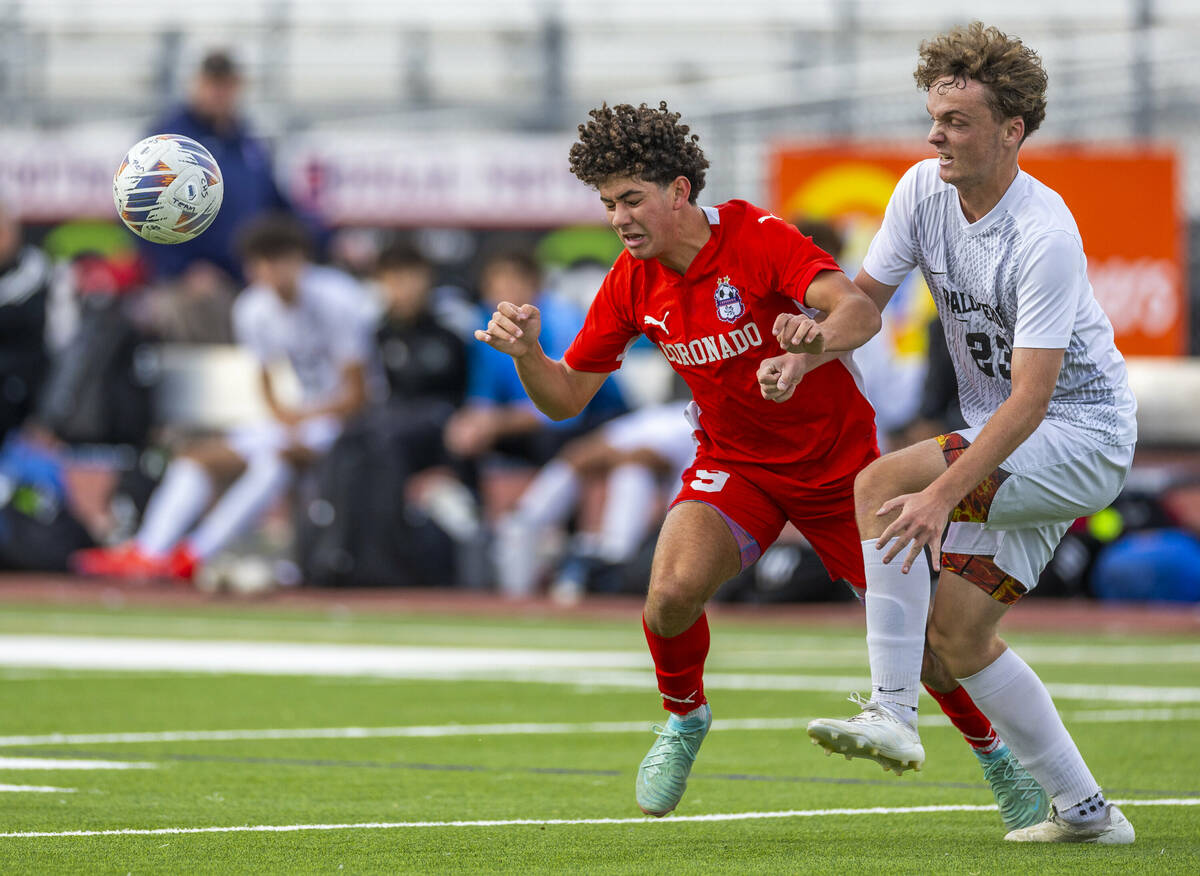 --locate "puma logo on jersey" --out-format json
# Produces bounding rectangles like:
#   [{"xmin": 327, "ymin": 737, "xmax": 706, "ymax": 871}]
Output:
[
  {"xmin": 643, "ymin": 311, "xmax": 670, "ymax": 334},
  {"xmin": 757, "ymin": 213, "xmax": 783, "ymax": 224},
  {"xmin": 658, "ymin": 321, "xmax": 763, "ymax": 367}
]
